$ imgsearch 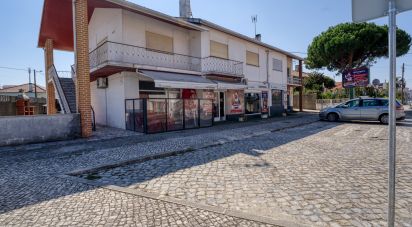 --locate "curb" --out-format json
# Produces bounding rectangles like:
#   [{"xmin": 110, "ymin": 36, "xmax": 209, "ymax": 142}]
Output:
[
  {"xmin": 67, "ymin": 118, "xmax": 319, "ymax": 176},
  {"xmin": 57, "ymin": 174, "xmax": 311, "ymax": 227}
]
